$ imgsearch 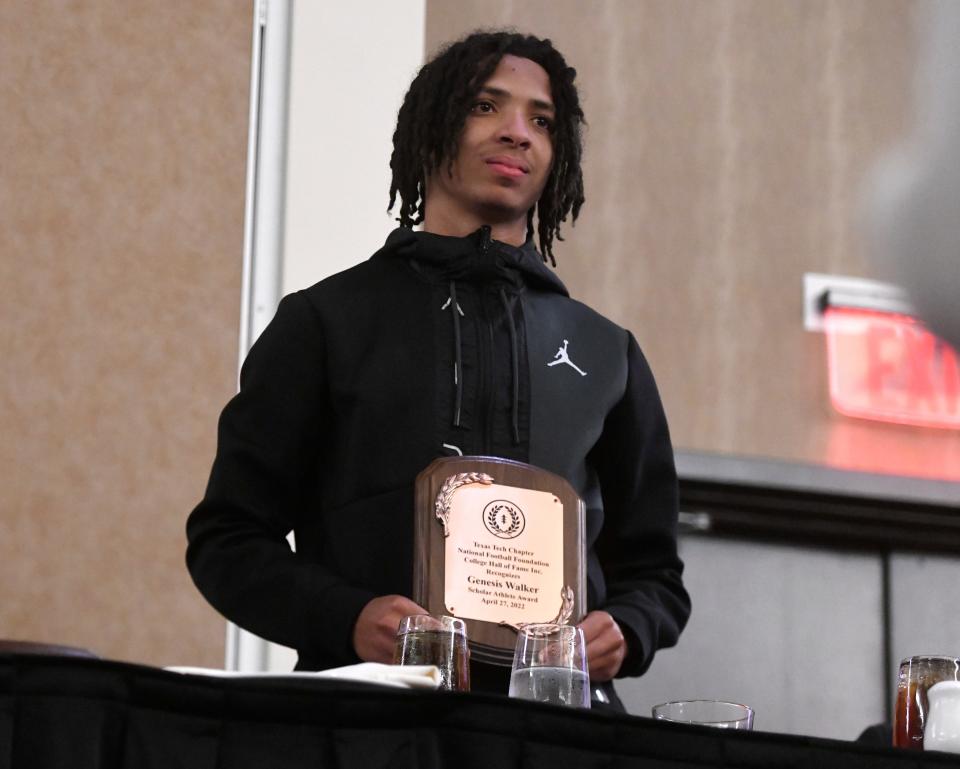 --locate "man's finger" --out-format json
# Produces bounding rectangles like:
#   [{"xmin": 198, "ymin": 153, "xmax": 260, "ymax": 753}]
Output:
[
  {"xmin": 586, "ymin": 633, "xmax": 621, "ymax": 661},
  {"xmin": 578, "ymin": 611, "xmax": 608, "ymax": 642}
]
